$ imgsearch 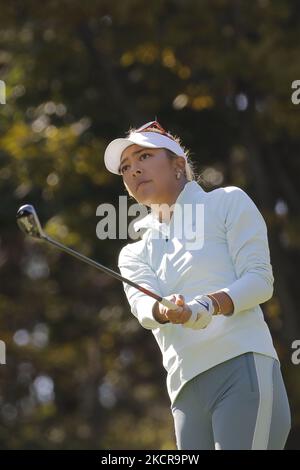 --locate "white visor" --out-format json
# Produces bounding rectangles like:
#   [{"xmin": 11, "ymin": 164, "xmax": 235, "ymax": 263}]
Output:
[{"xmin": 104, "ymin": 121, "xmax": 187, "ymax": 175}]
